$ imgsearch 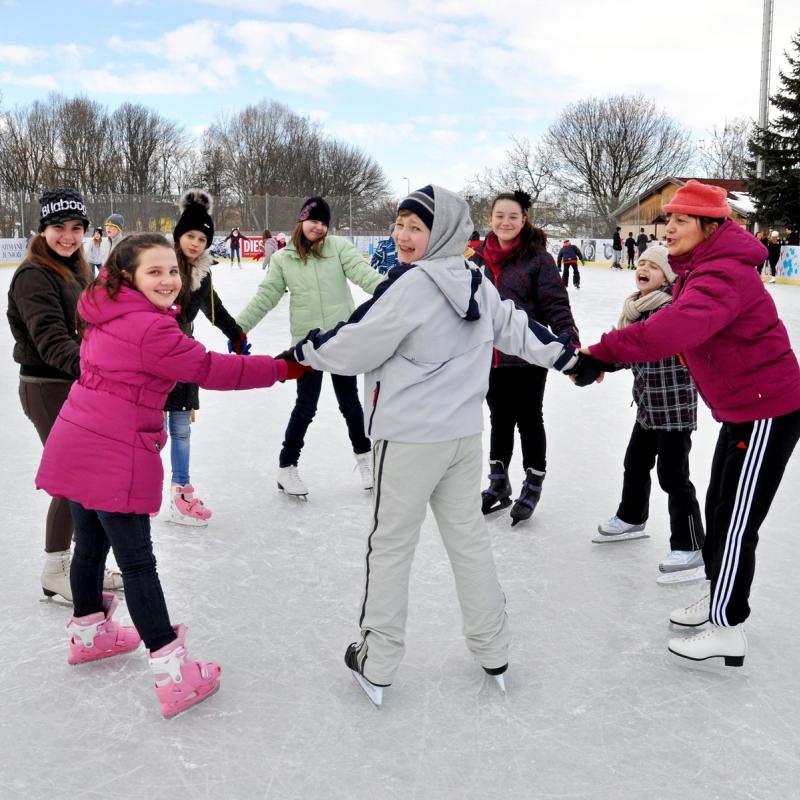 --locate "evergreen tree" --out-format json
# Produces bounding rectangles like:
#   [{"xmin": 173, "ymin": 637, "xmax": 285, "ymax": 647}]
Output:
[{"xmin": 747, "ymin": 30, "xmax": 800, "ymax": 227}]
